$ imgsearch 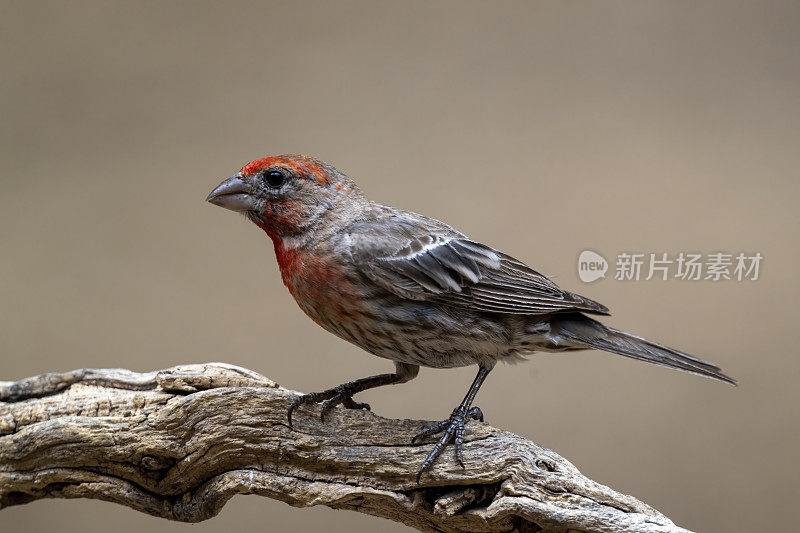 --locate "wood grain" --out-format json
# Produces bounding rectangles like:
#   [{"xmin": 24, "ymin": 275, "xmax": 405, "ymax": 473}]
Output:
[{"xmin": 0, "ymin": 363, "xmax": 689, "ymax": 533}]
